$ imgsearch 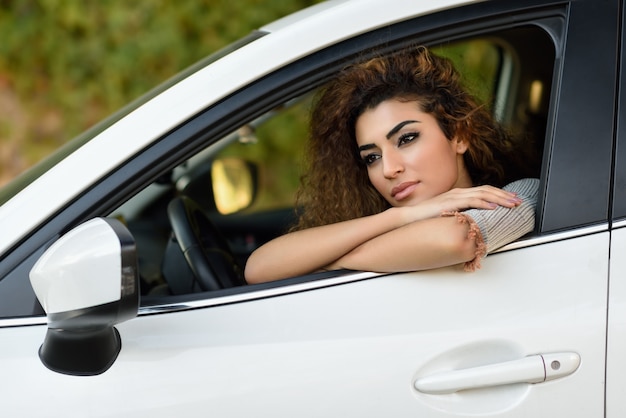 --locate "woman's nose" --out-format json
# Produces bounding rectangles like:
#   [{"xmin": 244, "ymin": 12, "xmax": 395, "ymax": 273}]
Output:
[{"xmin": 382, "ymin": 151, "xmax": 404, "ymax": 178}]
